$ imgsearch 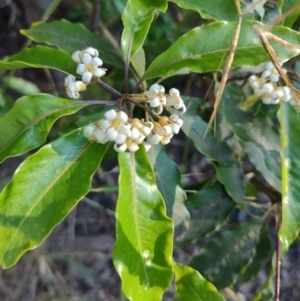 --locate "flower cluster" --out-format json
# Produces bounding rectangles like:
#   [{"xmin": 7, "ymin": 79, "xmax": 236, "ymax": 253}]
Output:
[
  {"xmin": 64, "ymin": 46, "xmax": 185, "ymax": 152},
  {"xmin": 143, "ymin": 84, "xmax": 186, "ymax": 114},
  {"xmin": 248, "ymin": 62, "xmax": 293, "ymax": 105},
  {"xmin": 84, "ymin": 109, "xmax": 184, "ymax": 152},
  {"xmin": 64, "ymin": 47, "xmax": 107, "ymax": 99}
]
